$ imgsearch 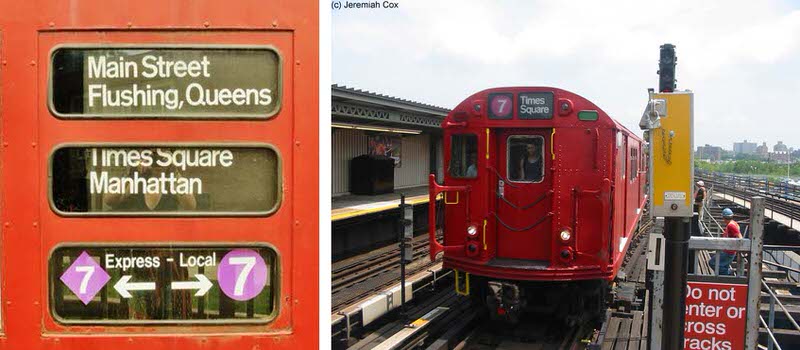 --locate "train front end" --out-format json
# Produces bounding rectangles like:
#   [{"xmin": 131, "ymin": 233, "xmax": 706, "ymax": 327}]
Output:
[{"xmin": 428, "ymin": 87, "xmax": 625, "ymax": 321}]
